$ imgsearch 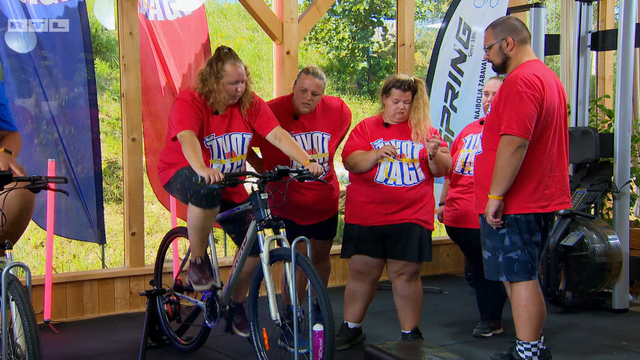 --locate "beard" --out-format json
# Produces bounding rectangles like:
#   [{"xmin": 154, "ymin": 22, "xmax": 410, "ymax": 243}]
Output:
[{"xmin": 490, "ymin": 52, "xmax": 509, "ymax": 75}]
